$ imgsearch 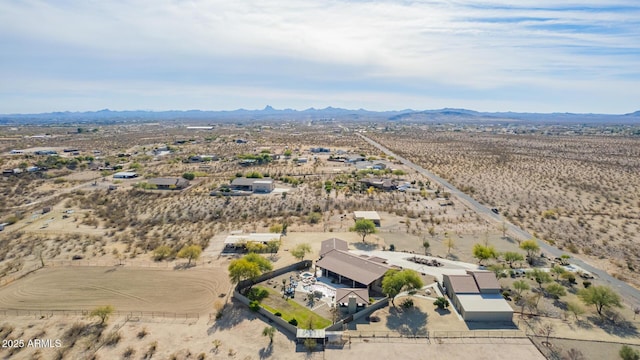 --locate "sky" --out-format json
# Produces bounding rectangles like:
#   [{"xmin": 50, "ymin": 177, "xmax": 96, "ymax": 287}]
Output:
[{"xmin": 1, "ymin": 0, "xmax": 639, "ymax": 114}]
